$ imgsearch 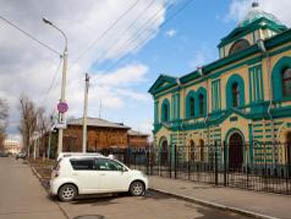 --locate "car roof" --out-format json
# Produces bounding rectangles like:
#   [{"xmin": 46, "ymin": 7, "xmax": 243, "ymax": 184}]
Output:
[{"xmin": 57, "ymin": 152, "xmax": 104, "ymax": 160}]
